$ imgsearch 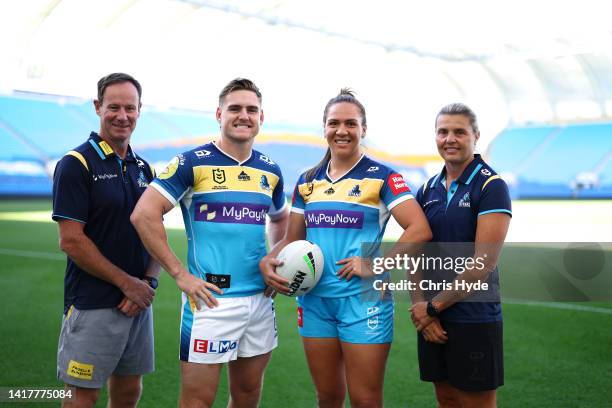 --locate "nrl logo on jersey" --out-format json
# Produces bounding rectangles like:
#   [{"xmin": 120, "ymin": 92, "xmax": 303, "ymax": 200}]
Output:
[
  {"xmin": 324, "ymin": 187, "xmax": 335, "ymax": 195},
  {"xmin": 303, "ymin": 182, "xmax": 314, "ymax": 196},
  {"xmin": 481, "ymin": 168, "xmax": 492, "ymax": 176},
  {"xmin": 366, "ymin": 166, "xmax": 379, "ymax": 172},
  {"xmin": 213, "ymin": 168, "xmax": 226, "ymax": 184},
  {"xmin": 458, "ymin": 192, "xmax": 471, "ymax": 208}
]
